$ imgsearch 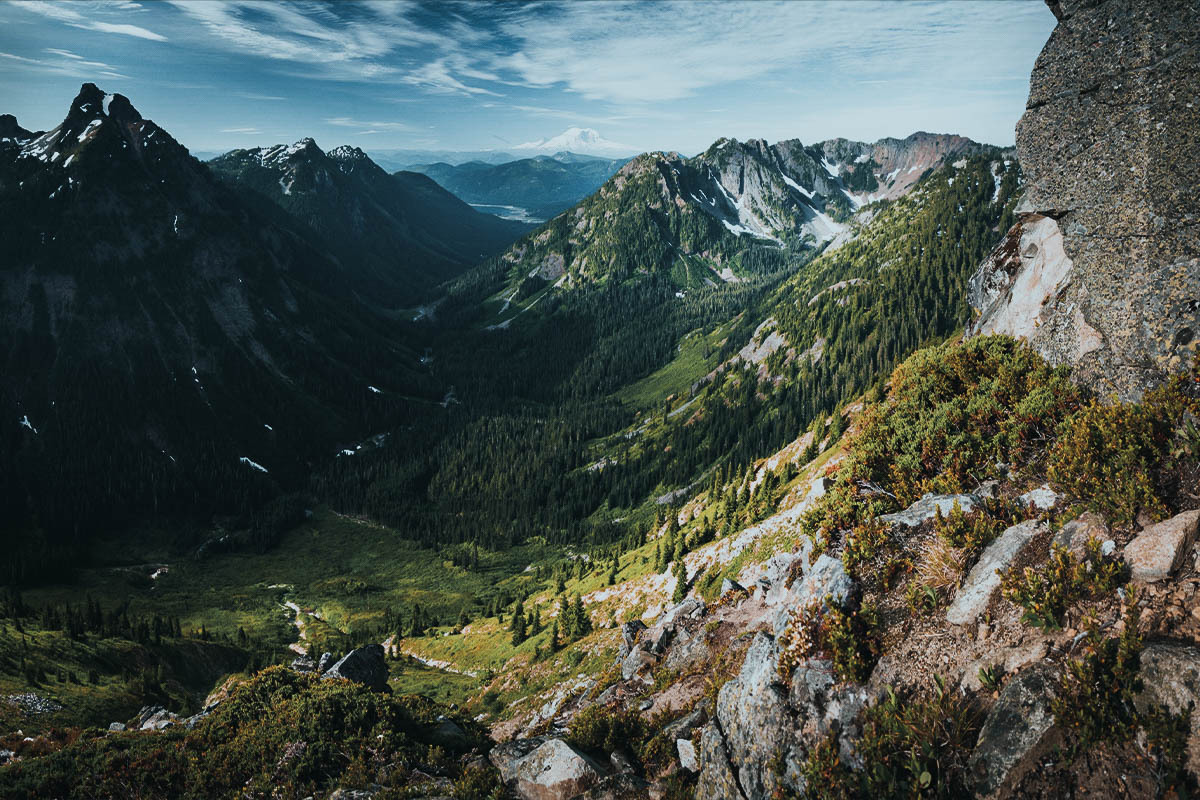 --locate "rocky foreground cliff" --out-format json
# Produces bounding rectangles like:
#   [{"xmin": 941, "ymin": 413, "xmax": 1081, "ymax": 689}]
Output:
[{"xmin": 969, "ymin": 0, "xmax": 1199, "ymax": 400}]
